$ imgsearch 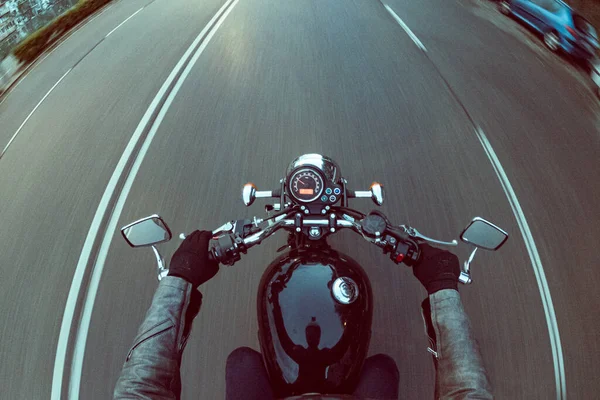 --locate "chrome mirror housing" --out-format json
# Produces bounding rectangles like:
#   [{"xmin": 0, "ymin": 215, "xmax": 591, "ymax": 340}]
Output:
[
  {"xmin": 121, "ymin": 215, "xmax": 172, "ymax": 247},
  {"xmin": 460, "ymin": 217, "xmax": 508, "ymax": 250}
]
